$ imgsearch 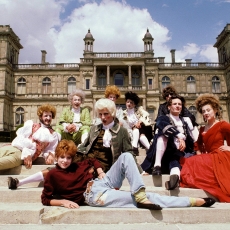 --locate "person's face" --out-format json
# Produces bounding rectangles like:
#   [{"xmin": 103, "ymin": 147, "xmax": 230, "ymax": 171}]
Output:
[
  {"xmin": 108, "ymin": 94, "xmax": 117, "ymax": 102},
  {"xmin": 41, "ymin": 111, "xmax": 53, "ymax": 126},
  {"xmin": 71, "ymin": 95, "xmax": 82, "ymax": 109},
  {"xmin": 165, "ymin": 94, "xmax": 172, "ymax": 102},
  {"xmin": 168, "ymin": 98, "xmax": 182, "ymax": 116},
  {"xmin": 126, "ymin": 99, "xmax": 135, "ymax": 109},
  {"xmin": 98, "ymin": 108, "xmax": 114, "ymax": 126},
  {"xmin": 202, "ymin": 104, "xmax": 217, "ymax": 122},
  {"xmin": 57, "ymin": 154, "xmax": 72, "ymax": 169}
]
